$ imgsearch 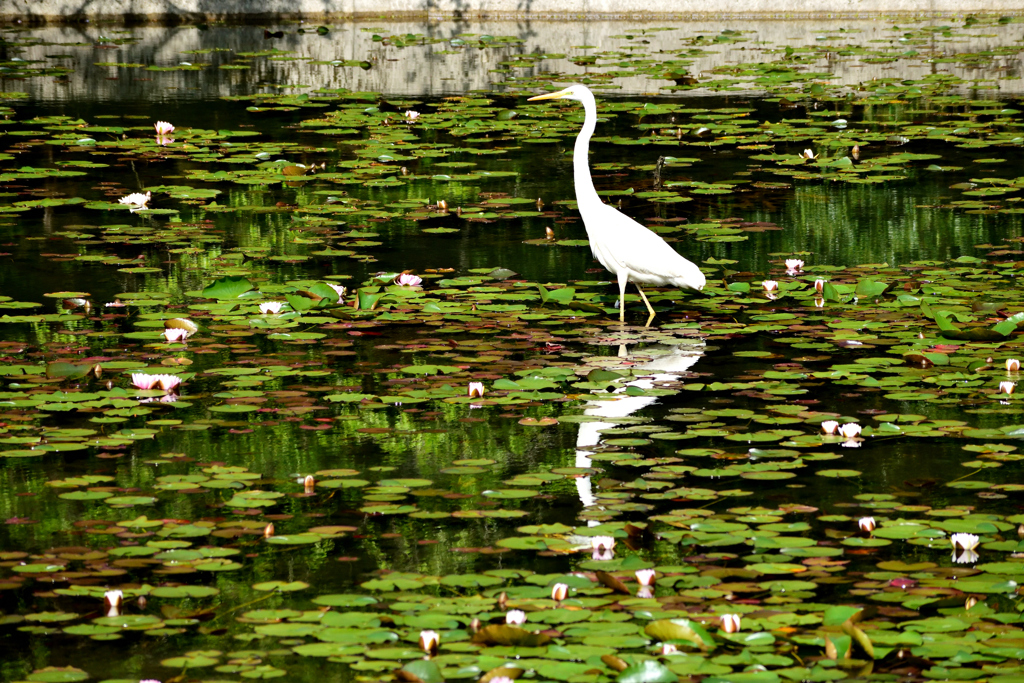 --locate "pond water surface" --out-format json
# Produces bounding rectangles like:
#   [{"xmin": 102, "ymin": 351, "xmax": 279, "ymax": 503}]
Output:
[{"xmin": 0, "ymin": 16, "xmax": 1023, "ymax": 683}]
